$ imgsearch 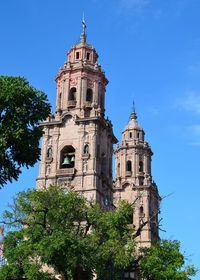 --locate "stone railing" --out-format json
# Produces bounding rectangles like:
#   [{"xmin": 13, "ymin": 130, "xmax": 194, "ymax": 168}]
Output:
[
  {"xmin": 68, "ymin": 100, "xmax": 76, "ymax": 107},
  {"xmin": 56, "ymin": 168, "xmax": 75, "ymax": 175},
  {"xmin": 84, "ymin": 101, "xmax": 92, "ymax": 108},
  {"xmin": 125, "ymin": 171, "xmax": 132, "ymax": 177}
]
